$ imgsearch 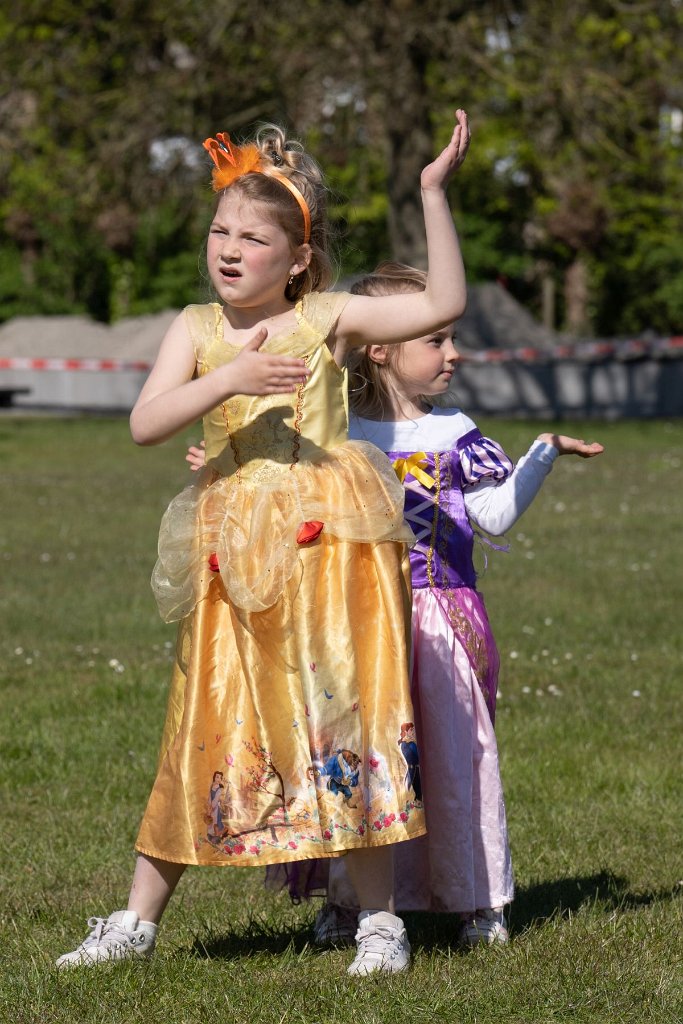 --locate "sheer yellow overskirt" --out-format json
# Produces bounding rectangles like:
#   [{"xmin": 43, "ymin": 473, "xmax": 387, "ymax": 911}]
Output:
[{"xmin": 136, "ymin": 445, "xmax": 426, "ymax": 866}]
